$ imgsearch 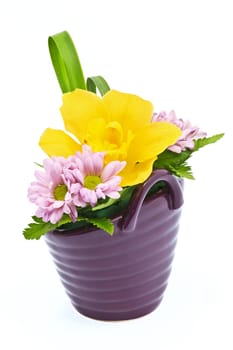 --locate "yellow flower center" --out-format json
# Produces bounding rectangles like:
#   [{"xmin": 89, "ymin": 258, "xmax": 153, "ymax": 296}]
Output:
[
  {"xmin": 84, "ymin": 175, "xmax": 101, "ymax": 190},
  {"xmin": 104, "ymin": 121, "xmax": 123, "ymax": 148},
  {"xmin": 85, "ymin": 118, "xmax": 132, "ymax": 162},
  {"xmin": 54, "ymin": 184, "xmax": 68, "ymax": 200}
]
